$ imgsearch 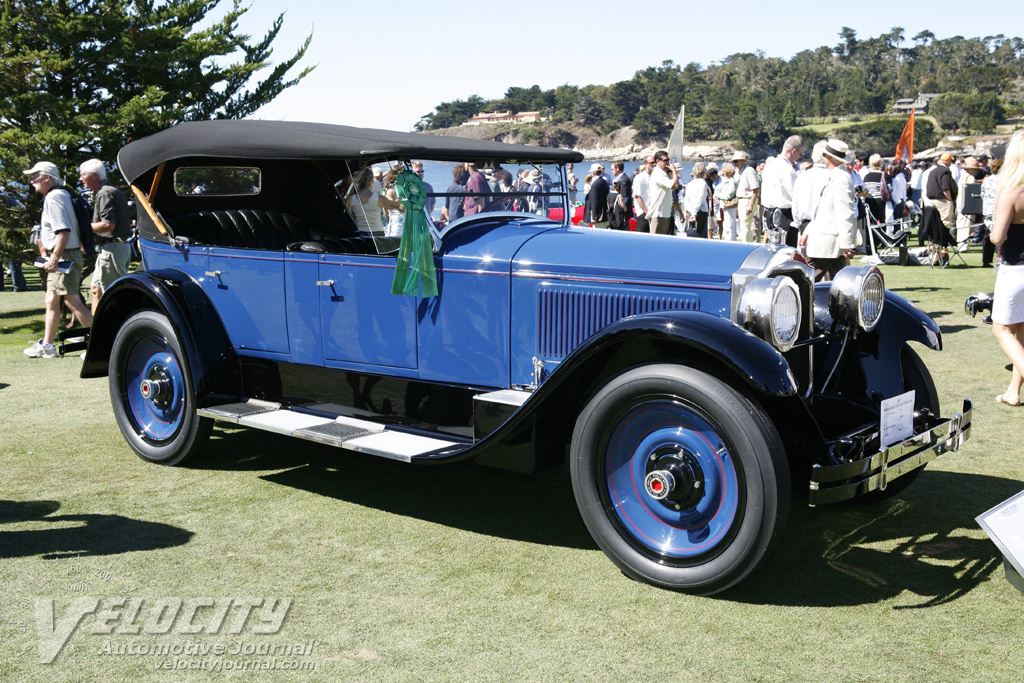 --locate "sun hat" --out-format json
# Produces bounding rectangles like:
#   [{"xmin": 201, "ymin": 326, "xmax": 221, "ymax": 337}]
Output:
[
  {"xmin": 822, "ymin": 139, "xmax": 854, "ymax": 164},
  {"xmin": 23, "ymin": 161, "xmax": 60, "ymax": 179},
  {"xmin": 730, "ymin": 150, "xmax": 748, "ymax": 161},
  {"xmin": 963, "ymin": 157, "xmax": 982, "ymax": 170}
]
